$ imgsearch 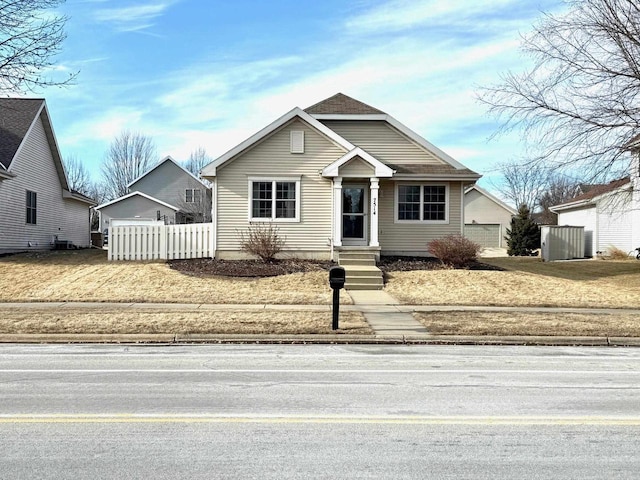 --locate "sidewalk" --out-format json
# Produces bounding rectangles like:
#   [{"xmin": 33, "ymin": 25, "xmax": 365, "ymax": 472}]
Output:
[{"xmin": 2, "ymin": 299, "xmax": 640, "ymax": 346}]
